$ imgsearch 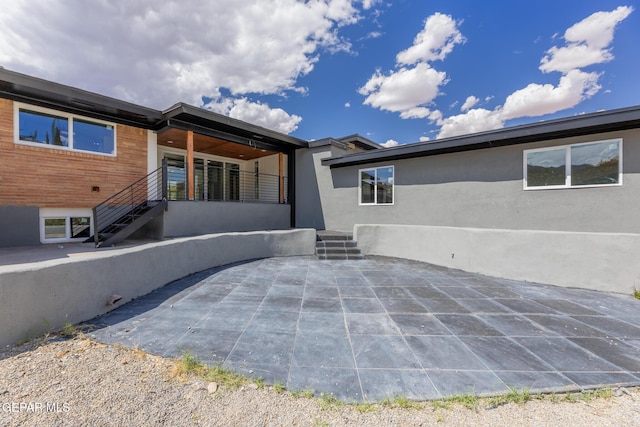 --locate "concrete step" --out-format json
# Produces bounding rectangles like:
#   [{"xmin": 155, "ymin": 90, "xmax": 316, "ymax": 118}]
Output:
[
  {"xmin": 316, "ymin": 253, "xmax": 365, "ymax": 261},
  {"xmin": 315, "ymin": 230, "xmax": 364, "ymax": 260},
  {"xmin": 316, "ymin": 231, "xmax": 353, "ymax": 241},
  {"xmin": 316, "ymin": 247, "xmax": 363, "ymax": 255},
  {"xmin": 315, "ymin": 240, "xmax": 357, "ymax": 248}
]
